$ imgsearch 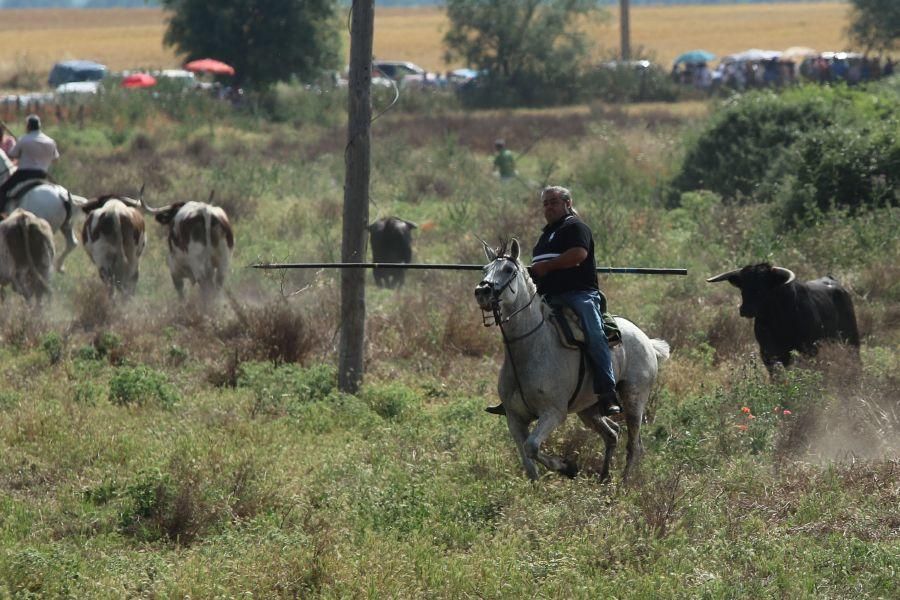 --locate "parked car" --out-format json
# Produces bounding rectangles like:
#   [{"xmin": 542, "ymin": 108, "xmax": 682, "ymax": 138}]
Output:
[
  {"xmin": 48, "ymin": 60, "xmax": 107, "ymax": 88},
  {"xmin": 373, "ymin": 60, "xmax": 438, "ymax": 88}
]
